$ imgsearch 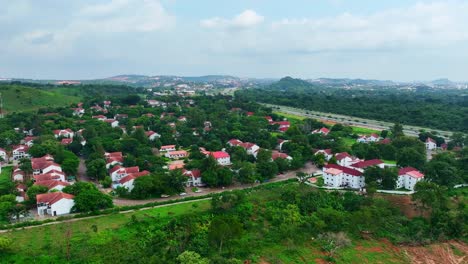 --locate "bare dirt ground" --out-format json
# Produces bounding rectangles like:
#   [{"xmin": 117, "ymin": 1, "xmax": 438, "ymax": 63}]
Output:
[
  {"xmin": 403, "ymin": 241, "xmax": 468, "ymax": 264},
  {"xmin": 377, "ymin": 193, "xmax": 424, "ymax": 219}
]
